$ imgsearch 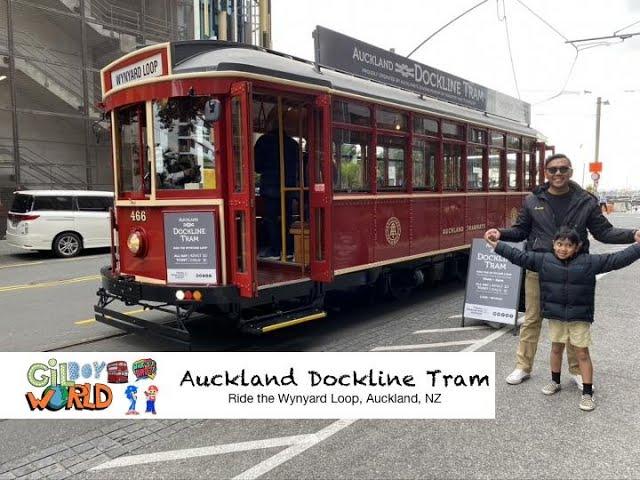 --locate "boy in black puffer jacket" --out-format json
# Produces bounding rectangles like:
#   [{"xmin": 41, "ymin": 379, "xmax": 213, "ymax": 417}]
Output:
[{"xmin": 486, "ymin": 227, "xmax": 640, "ymax": 411}]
